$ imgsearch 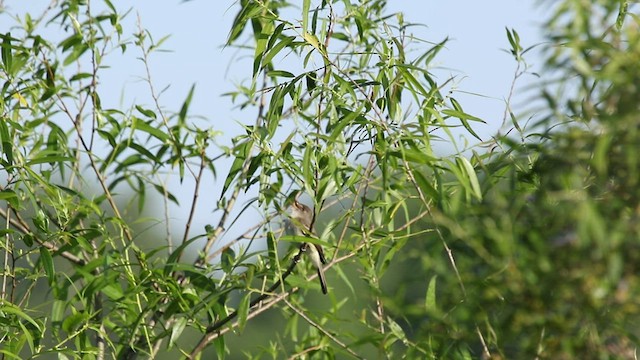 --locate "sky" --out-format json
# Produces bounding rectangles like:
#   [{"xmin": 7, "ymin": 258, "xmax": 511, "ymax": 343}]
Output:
[
  {"xmin": 127, "ymin": 0, "xmax": 545, "ymax": 138},
  {"xmin": 1, "ymin": 1, "xmax": 545, "ymax": 256},
  {"xmin": 125, "ymin": 0, "xmax": 545, "ymax": 246}
]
